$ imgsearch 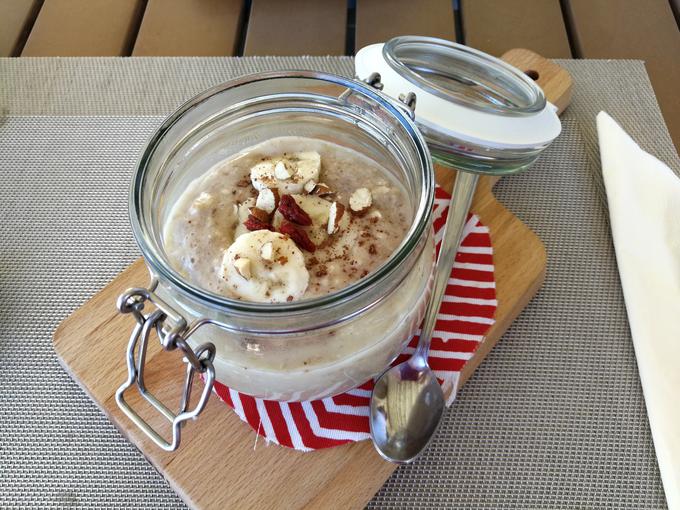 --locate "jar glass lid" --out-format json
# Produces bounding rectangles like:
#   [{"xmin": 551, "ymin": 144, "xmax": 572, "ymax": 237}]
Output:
[
  {"xmin": 355, "ymin": 36, "xmax": 562, "ymax": 174},
  {"xmin": 383, "ymin": 36, "xmax": 546, "ymax": 117}
]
